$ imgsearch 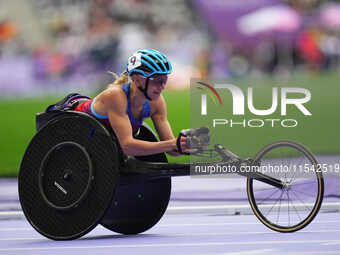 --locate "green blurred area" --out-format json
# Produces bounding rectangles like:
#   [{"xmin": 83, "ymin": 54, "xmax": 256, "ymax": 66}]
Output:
[
  {"xmin": 0, "ymin": 73, "xmax": 339, "ymax": 177},
  {"xmin": 191, "ymin": 73, "xmax": 340, "ymax": 159},
  {"xmin": 0, "ymin": 91, "xmax": 190, "ymax": 177}
]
